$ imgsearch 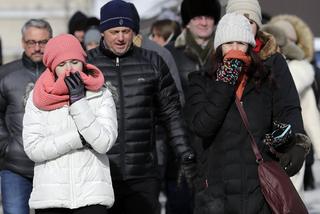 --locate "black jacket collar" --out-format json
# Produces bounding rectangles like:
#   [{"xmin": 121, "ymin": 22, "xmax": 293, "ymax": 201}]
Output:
[
  {"xmin": 22, "ymin": 52, "xmax": 45, "ymax": 72},
  {"xmin": 99, "ymin": 38, "xmax": 134, "ymax": 59}
]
